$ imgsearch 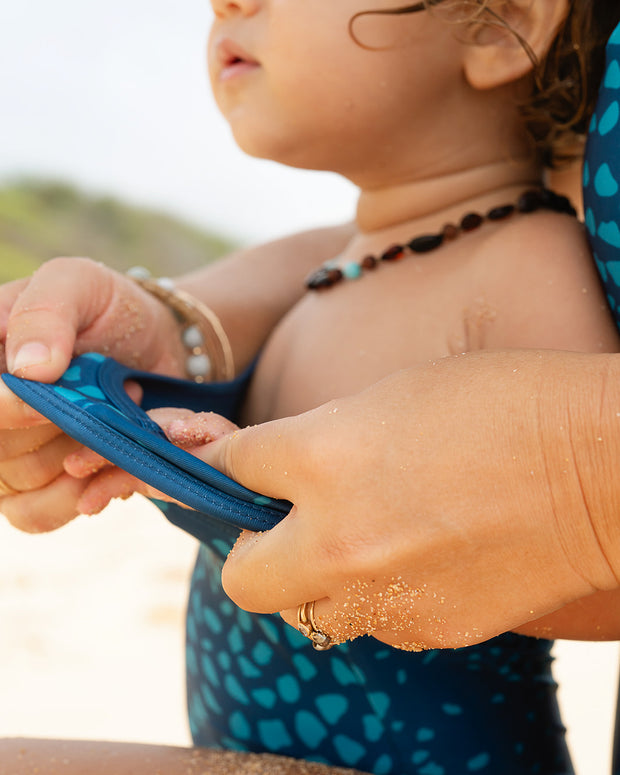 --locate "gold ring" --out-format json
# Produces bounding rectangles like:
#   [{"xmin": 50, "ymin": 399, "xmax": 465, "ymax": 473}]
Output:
[
  {"xmin": 0, "ymin": 473, "xmax": 18, "ymax": 497},
  {"xmin": 297, "ymin": 601, "xmax": 334, "ymax": 651}
]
